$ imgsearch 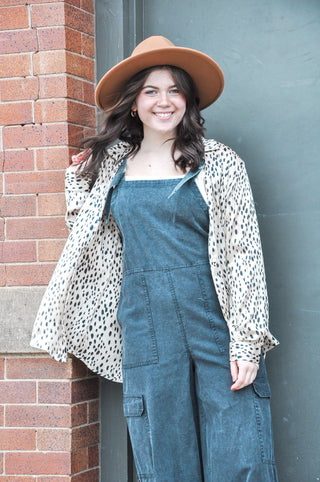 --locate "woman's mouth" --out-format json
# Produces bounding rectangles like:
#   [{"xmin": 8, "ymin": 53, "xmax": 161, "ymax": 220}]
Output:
[{"xmin": 153, "ymin": 112, "xmax": 173, "ymax": 119}]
